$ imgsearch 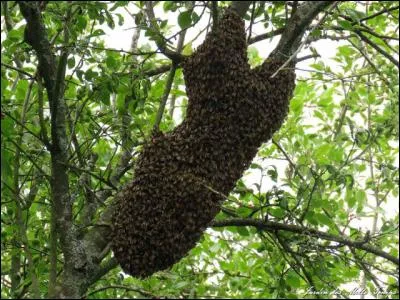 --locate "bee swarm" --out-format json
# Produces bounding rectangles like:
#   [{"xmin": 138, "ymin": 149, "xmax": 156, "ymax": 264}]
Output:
[{"xmin": 112, "ymin": 8, "xmax": 296, "ymax": 277}]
